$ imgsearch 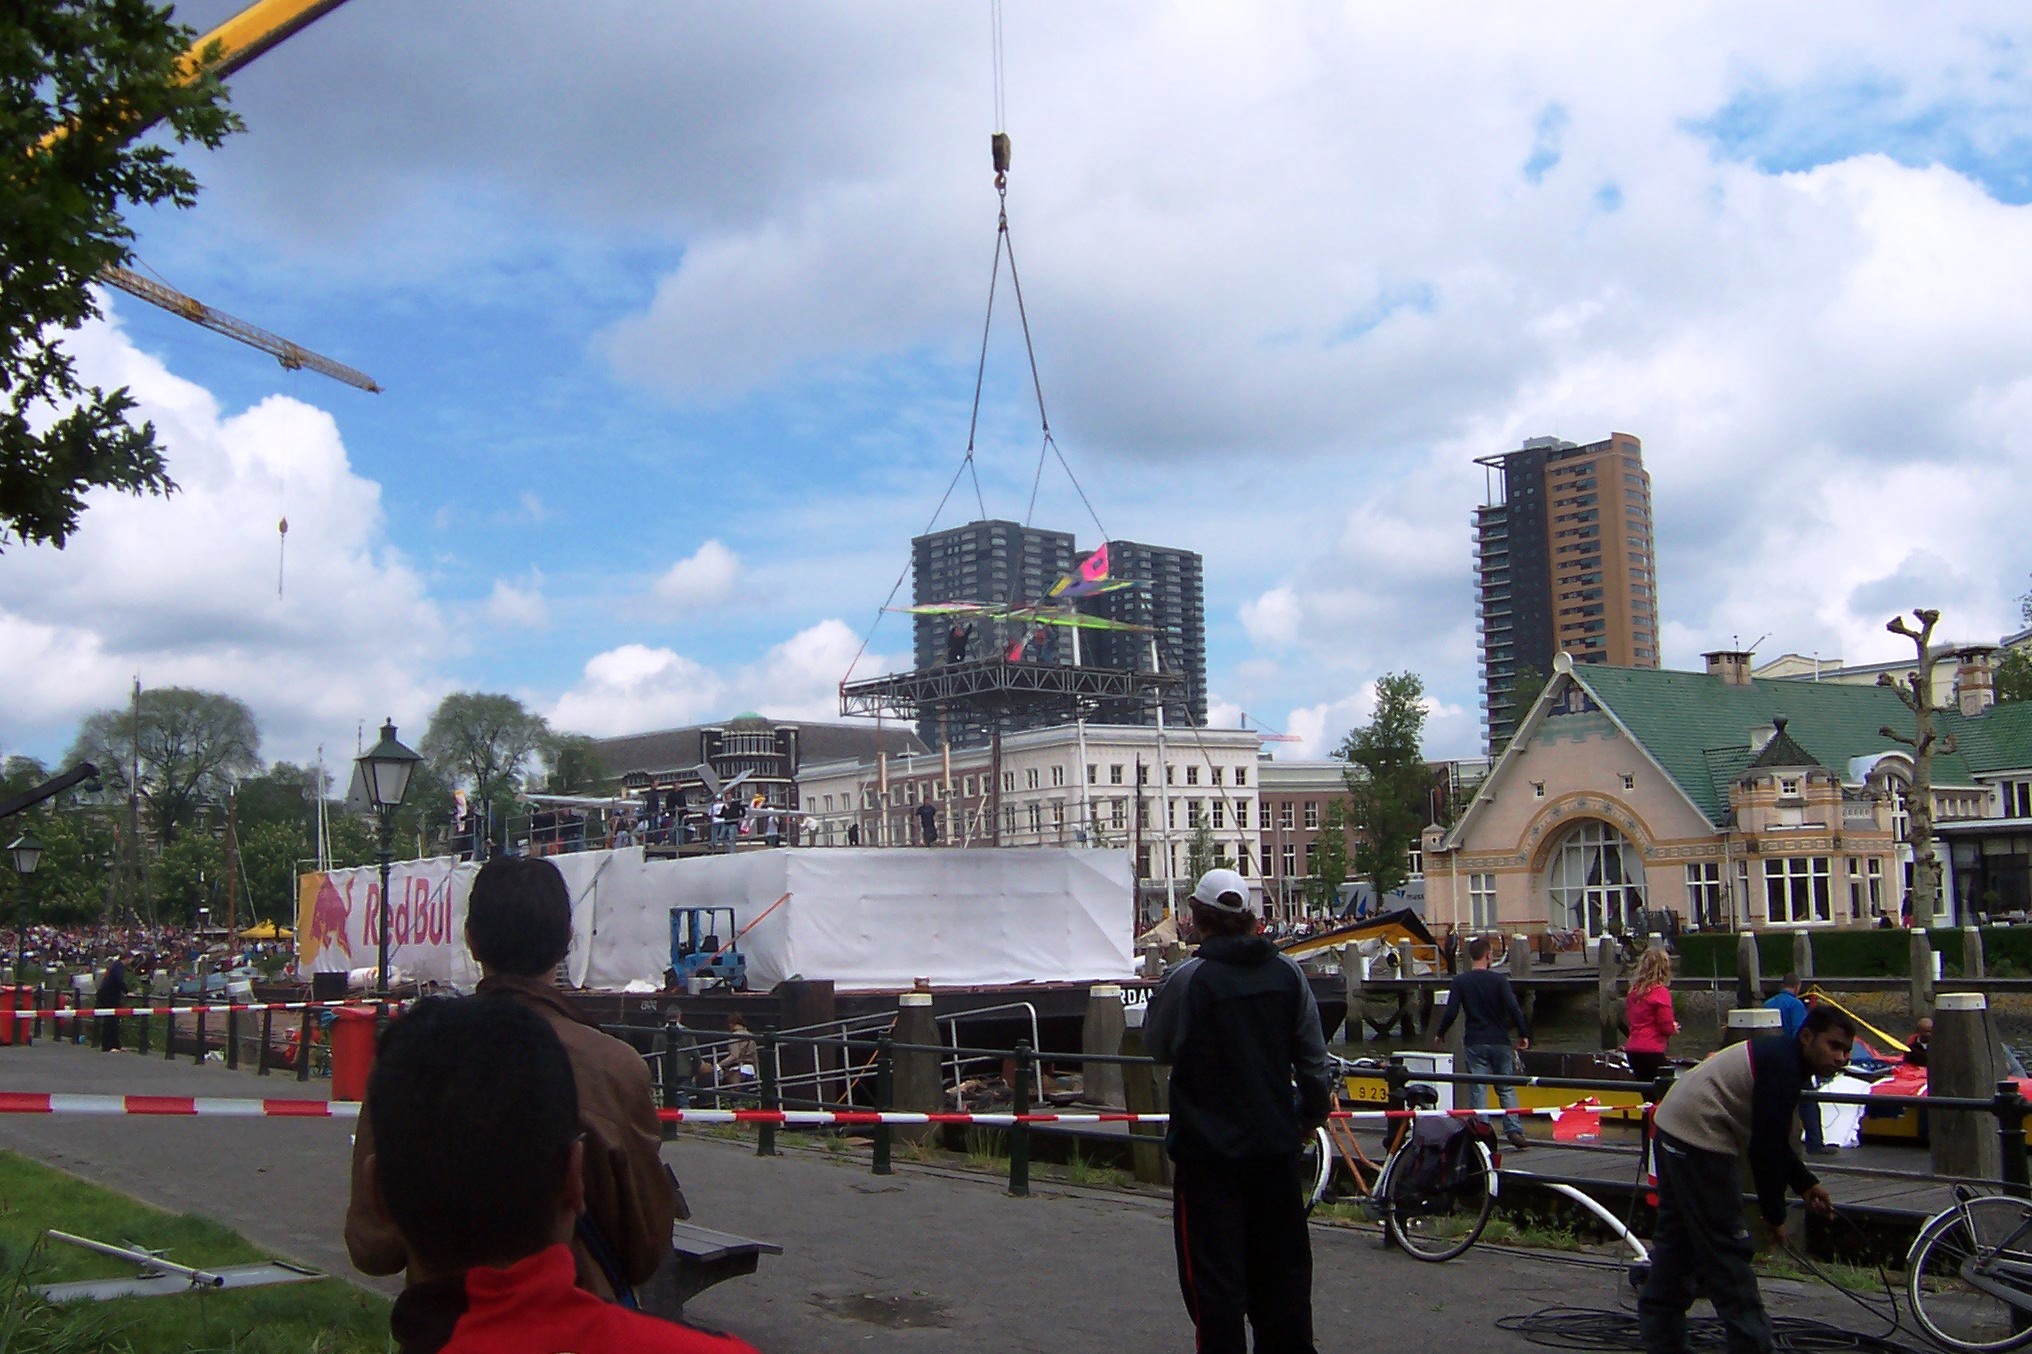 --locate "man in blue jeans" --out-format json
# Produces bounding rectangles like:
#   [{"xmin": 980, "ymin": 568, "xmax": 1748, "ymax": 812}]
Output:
[{"xmin": 1434, "ymin": 937, "xmax": 1532, "ymax": 1149}]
